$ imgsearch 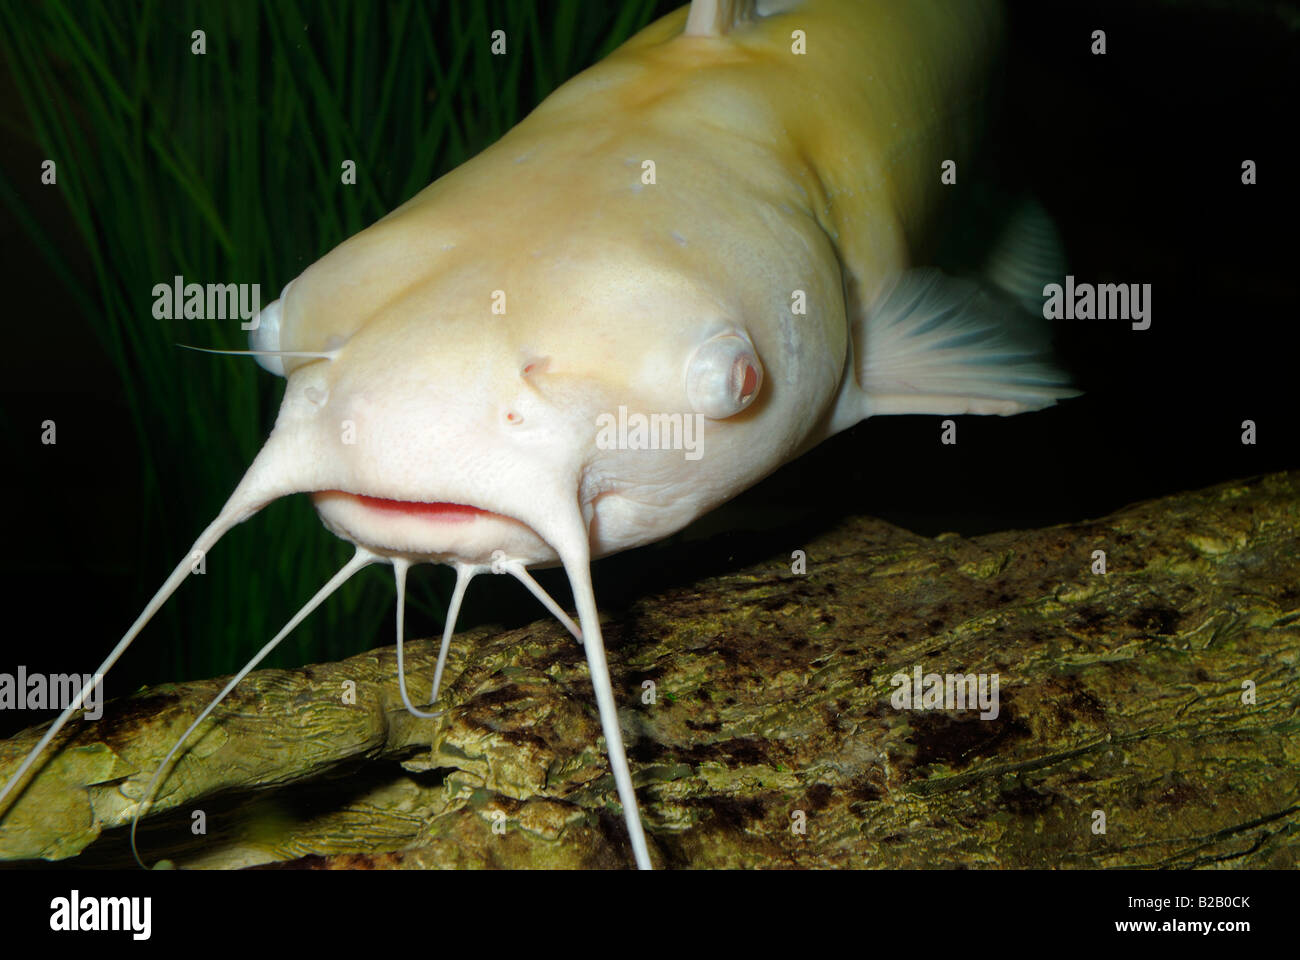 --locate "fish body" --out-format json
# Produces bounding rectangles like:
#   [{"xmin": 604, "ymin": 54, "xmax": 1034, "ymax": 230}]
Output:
[
  {"xmin": 0, "ymin": 0, "xmax": 1074, "ymax": 871},
  {"xmin": 270, "ymin": 0, "xmax": 1011, "ymax": 568}
]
